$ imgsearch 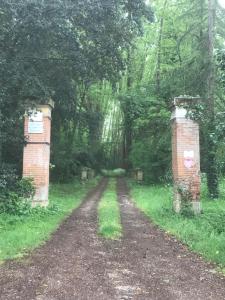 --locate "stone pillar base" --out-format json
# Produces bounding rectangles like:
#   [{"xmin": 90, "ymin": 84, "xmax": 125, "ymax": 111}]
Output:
[
  {"xmin": 173, "ymin": 199, "xmax": 181, "ymax": 214},
  {"xmin": 173, "ymin": 200, "xmax": 201, "ymax": 215},
  {"xmin": 31, "ymin": 200, "xmax": 49, "ymax": 208},
  {"xmin": 191, "ymin": 202, "xmax": 201, "ymax": 215}
]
